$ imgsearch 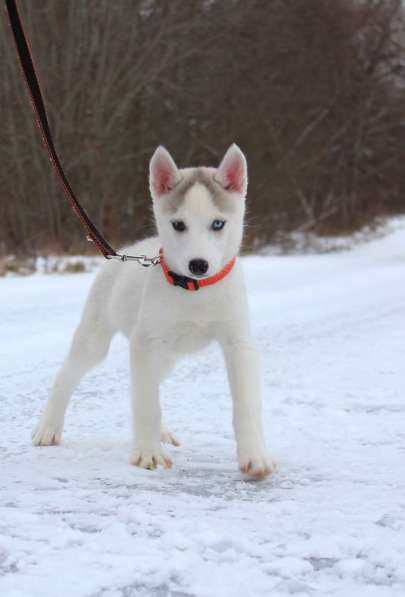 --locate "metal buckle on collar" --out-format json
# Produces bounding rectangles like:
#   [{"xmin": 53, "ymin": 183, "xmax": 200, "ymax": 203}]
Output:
[{"xmin": 168, "ymin": 270, "xmax": 200, "ymax": 291}]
